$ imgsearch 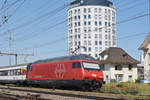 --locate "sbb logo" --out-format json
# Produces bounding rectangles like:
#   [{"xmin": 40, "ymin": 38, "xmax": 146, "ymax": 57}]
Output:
[{"xmin": 55, "ymin": 64, "xmax": 66, "ymax": 78}]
